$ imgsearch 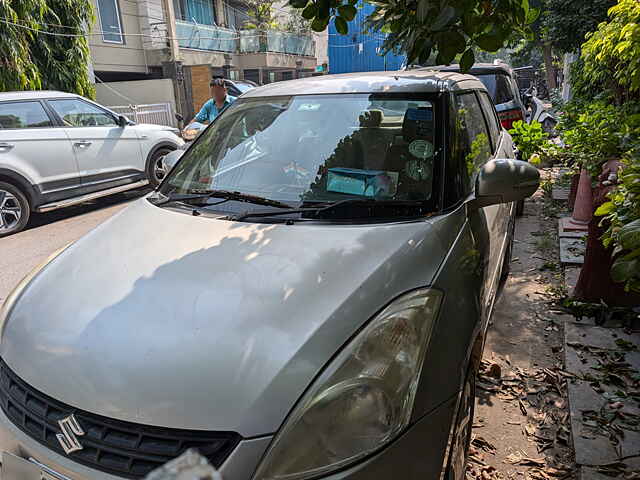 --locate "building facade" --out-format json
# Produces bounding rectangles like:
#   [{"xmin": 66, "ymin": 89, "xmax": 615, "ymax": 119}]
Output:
[
  {"xmin": 89, "ymin": 0, "xmax": 327, "ymax": 118},
  {"xmin": 328, "ymin": 1, "xmax": 405, "ymax": 74}
]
